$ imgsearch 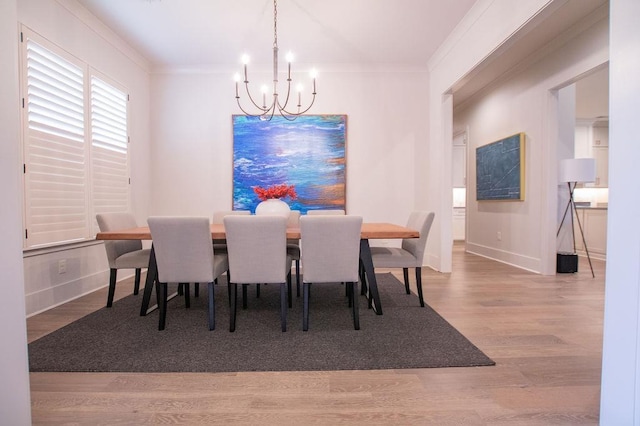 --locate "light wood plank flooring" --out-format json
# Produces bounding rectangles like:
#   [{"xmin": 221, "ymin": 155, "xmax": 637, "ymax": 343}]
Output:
[{"xmin": 28, "ymin": 244, "xmax": 604, "ymax": 425}]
